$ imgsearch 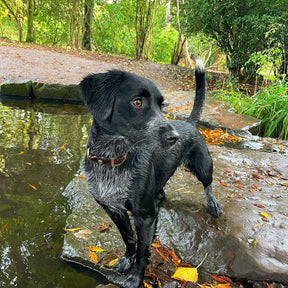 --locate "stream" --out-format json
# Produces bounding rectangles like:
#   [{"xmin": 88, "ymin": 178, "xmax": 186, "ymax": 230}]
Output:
[{"xmin": 0, "ymin": 101, "xmax": 105, "ymax": 287}]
